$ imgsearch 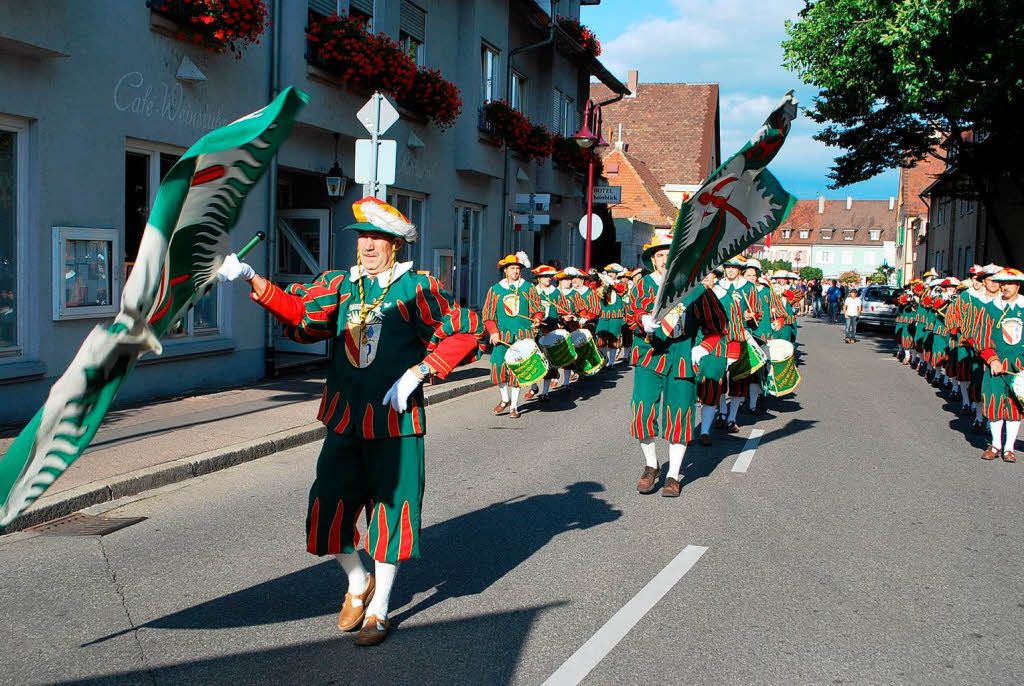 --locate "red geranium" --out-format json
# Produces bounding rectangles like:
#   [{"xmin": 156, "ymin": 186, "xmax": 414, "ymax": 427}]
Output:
[
  {"xmin": 481, "ymin": 101, "xmax": 555, "ymax": 162},
  {"xmin": 400, "ymin": 67, "xmax": 463, "ymax": 130},
  {"xmin": 153, "ymin": 0, "xmax": 269, "ymax": 58},
  {"xmin": 307, "ymin": 13, "xmax": 417, "ymax": 99},
  {"xmin": 557, "ymin": 16, "xmax": 601, "ymax": 58}
]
